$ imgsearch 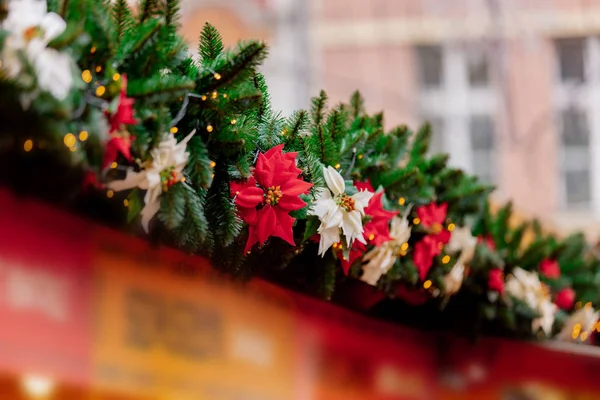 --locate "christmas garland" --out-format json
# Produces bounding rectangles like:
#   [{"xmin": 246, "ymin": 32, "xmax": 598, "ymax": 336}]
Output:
[{"xmin": 1, "ymin": 0, "xmax": 599, "ymax": 345}]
